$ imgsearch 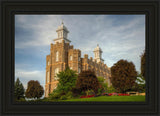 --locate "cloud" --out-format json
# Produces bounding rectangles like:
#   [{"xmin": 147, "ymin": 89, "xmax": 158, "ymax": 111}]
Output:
[
  {"xmin": 15, "ymin": 68, "xmax": 45, "ymax": 89},
  {"xmin": 15, "ymin": 15, "xmax": 145, "ymax": 92},
  {"xmin": 15, "ymin": 15, "xmax": 63, "ymax": 49}
]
